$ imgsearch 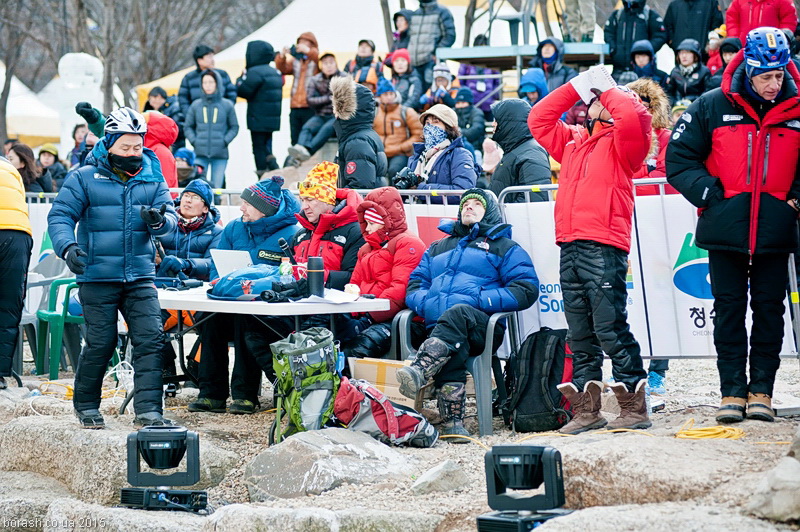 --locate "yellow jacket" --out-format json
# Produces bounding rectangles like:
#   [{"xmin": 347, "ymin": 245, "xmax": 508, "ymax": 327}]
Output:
[{"xmin": 0, "ymin": 158, "xmax": 32, "ymax": 235}]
